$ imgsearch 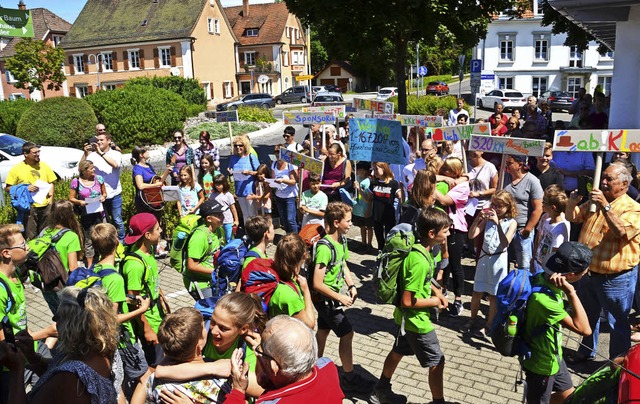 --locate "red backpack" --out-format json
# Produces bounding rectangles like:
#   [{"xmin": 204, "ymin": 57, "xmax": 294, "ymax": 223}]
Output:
[{"xmin": 240, "ymin": 258, "xmax": 296, "ymax": 312}]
